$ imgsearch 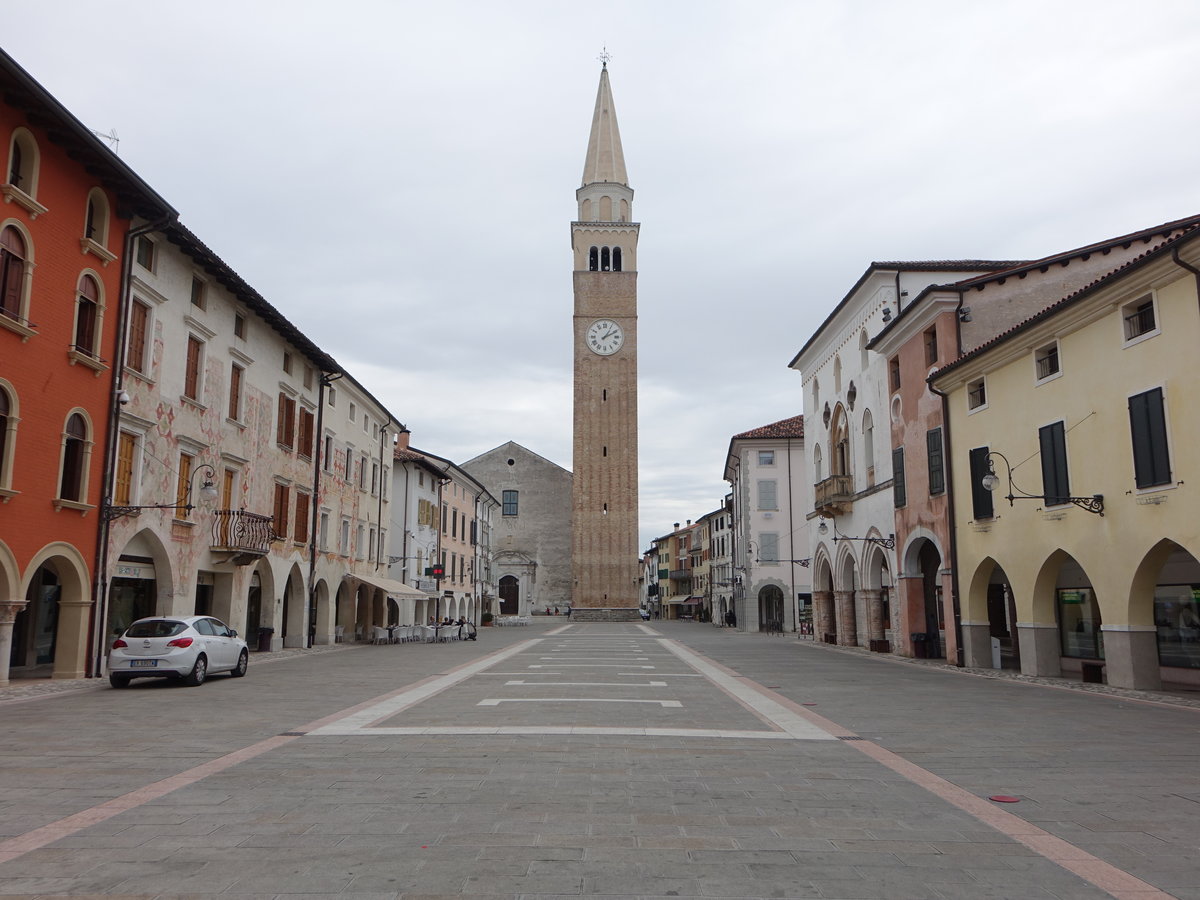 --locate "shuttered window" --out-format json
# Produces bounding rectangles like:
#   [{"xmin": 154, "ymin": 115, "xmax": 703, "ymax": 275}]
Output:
[
  {"xmin": 757, "ymin": 479, "xmax": 778, "ymax": 510},
  {"xmin": 892, "ymin": 447, "xmax": 906, "ymax": 508},
  {"xmin": 969, "ymin": 446, "xmax": 994, "ymax": 519},
  {"xmin": 273, "ymin": 483, "xmax": 290, "ymax": 537},
  {"xmin": 115, "ymin": 432, "xmax": 136, "ymax": 505},
  {"xmin": 277, "ymin": 394, "xmax": 296, "ymax": 449},
  {"xmin": 184, "ymin": 336, "xmax": 202, "ymax": 400},
  {"xmin": 1129, "ymin": 388, "xmax": 1171, "ymax": 488},
  {"xmin": 126, "ymin": 301, "xmax": 149, "ymax": 373},
  {"xmin": 1039, "ymin": 421, "xmax": 1070, "ymax": 506},
  {"xmin": 294, "ymin": 492, "xmax": 310, "ymax": 543},
  {"xmin": 228, "ymin": 364, "xmax": 243, "ymax": 420},
  {"xmin": 0, "ymin": 226, "xmax": 25, "ymax": 318},
  {"xmin": 926, "ymin": 428, "xmax": 945, "ymax": 495}
]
